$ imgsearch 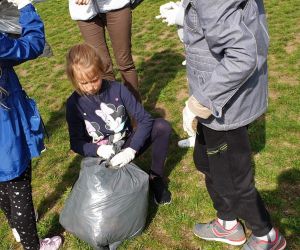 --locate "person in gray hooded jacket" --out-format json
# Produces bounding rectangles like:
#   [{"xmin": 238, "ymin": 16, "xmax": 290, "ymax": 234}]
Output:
[{"xmin": 158, "ymin": 0, "xmax": 286, "ymax": 249}]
